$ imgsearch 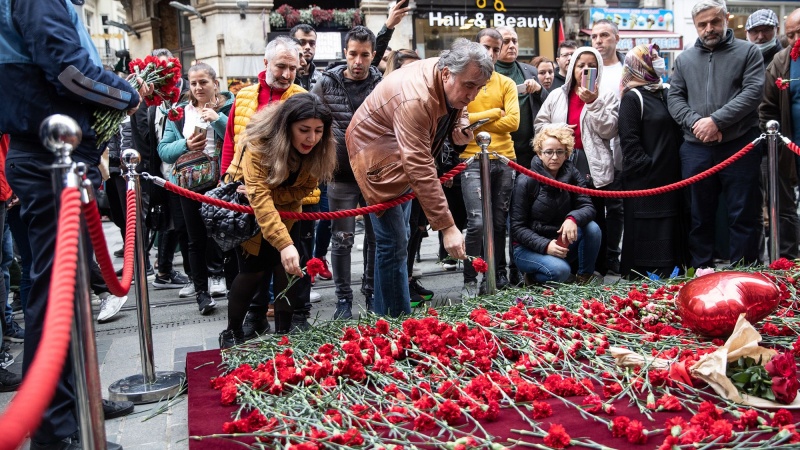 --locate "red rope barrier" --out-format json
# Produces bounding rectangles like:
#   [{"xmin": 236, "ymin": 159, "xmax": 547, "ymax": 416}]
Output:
[
  {"xmin": 505, "ymin": 142, "xmax": 757, "ymax": 198},
  {"xmin": 83, "ymin": 189, "xmax": 135, "ymax": 297},
  {"xmin": 784, "ymin": 138, "xmax": 800, "ymax": 158},
  {"xmin": 158, "ymin": 161, "xmax": 470, "ymax": 220},
  {"xmin": 0, "ymin": 188, "xmax": 81, "ymax": 450}
]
